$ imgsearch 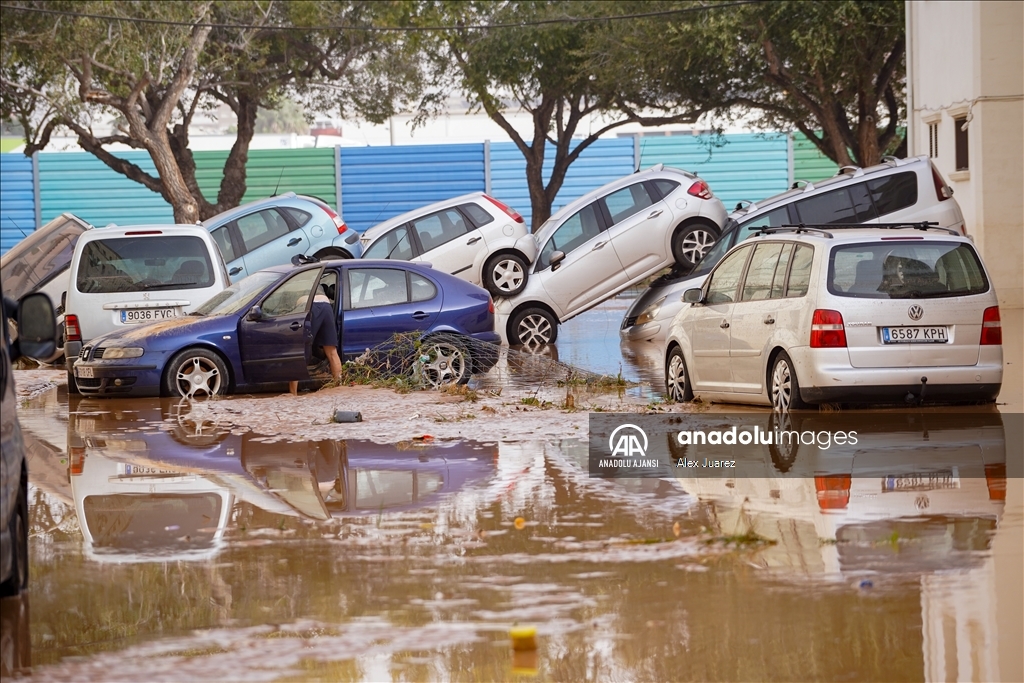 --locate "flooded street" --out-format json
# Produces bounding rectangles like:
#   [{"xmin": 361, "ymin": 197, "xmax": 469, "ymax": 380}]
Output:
[{"xmin": 4, "ymin": 302, "xmax": 1022, "ymax": 682}]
